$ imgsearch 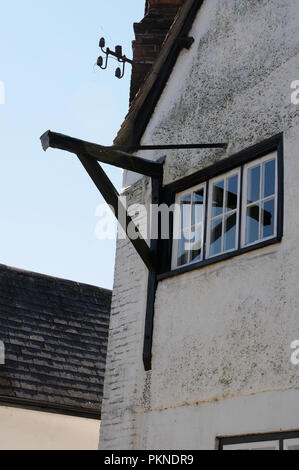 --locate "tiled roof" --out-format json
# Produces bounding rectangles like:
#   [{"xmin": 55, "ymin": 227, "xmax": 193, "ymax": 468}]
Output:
[{"xmin": 0, "ymin": 264, "xmax": 111, "ymax": 417}]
